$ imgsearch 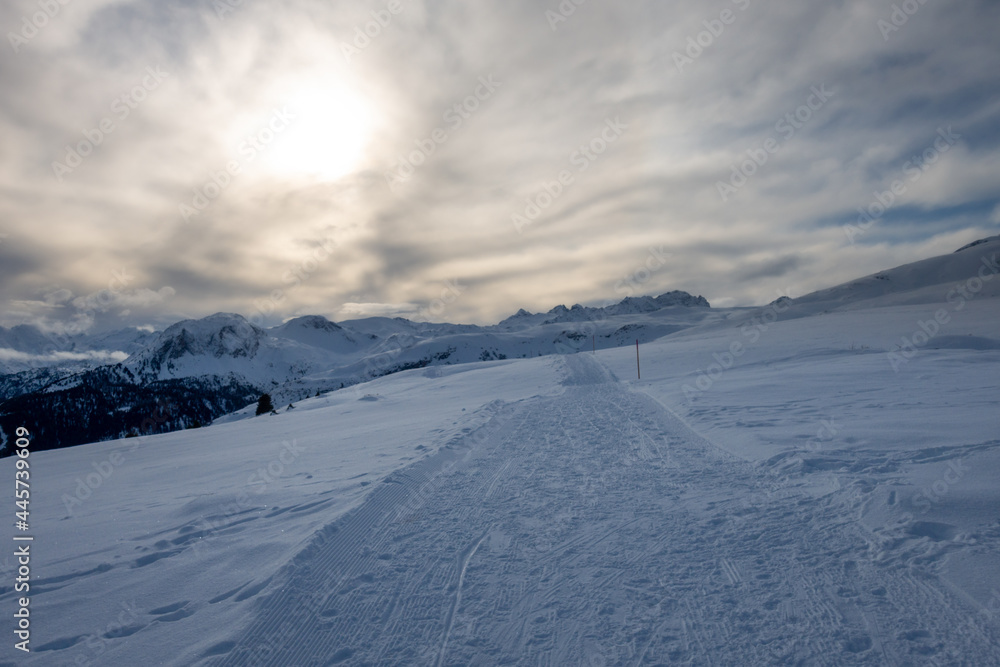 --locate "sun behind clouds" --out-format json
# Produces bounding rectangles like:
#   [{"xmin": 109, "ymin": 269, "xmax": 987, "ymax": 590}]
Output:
[{"xmin": 264, "ymin": 81, "xmax": 374, "ymax": 183}]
